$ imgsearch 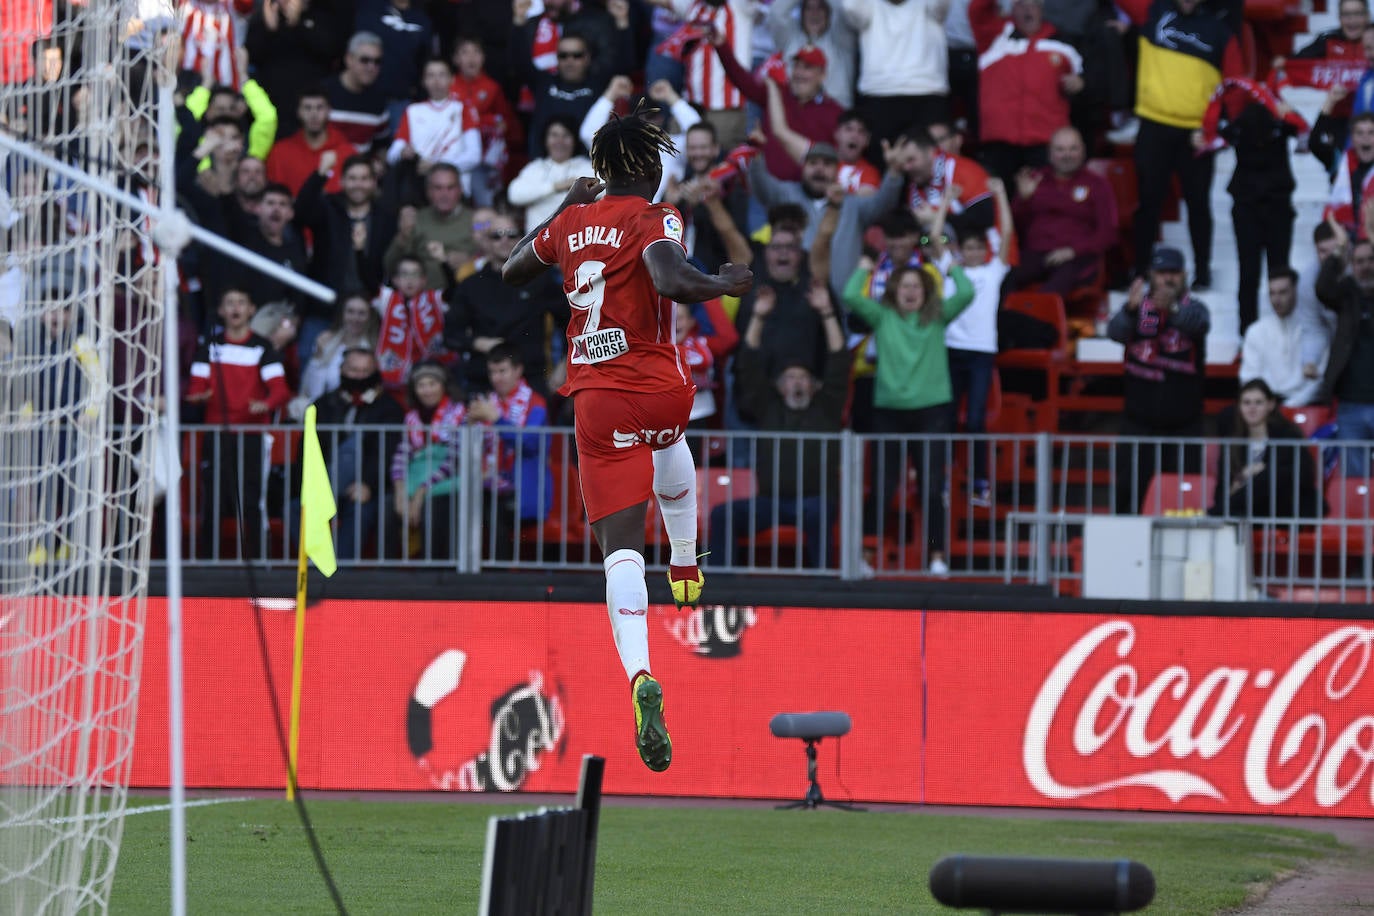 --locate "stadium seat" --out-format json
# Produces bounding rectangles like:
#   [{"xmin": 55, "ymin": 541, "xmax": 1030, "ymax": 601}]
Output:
[
  {"xmin": 1325, "ymin": 476, "xmax": 1372, "ymax": 520},
  {"xmin": 996, "ymin": 292, "xmax": 1070, "ymax": 431},
  {"xmin": 1280, "ymin": 405, "xmax": 1333, "ymax": 438},
  {"xmin": 1086, "ymin": 158, "xmax": 1138, "ymax": 280},
  {"xmin": 1139, "ymin": 473, "xmax": 1208, "ymax": 515}
]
